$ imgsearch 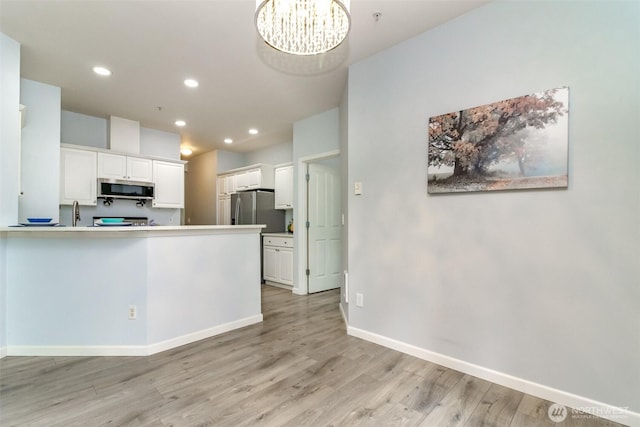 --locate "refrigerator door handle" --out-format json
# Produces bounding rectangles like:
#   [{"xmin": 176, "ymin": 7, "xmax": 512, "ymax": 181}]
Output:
[{"xmin": 234, "ymin": 196, "xmax": 241, "ymax": 225}]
